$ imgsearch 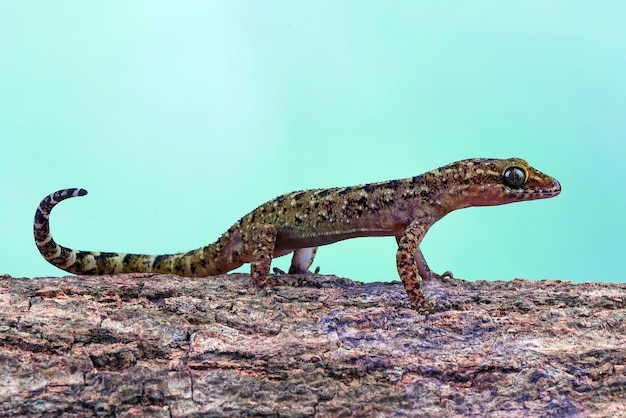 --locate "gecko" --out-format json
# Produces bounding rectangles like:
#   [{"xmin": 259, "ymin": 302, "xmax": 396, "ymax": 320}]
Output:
[{"xmin": 34, "ymin": 157, "xmax": 561, "ymax": 313}]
